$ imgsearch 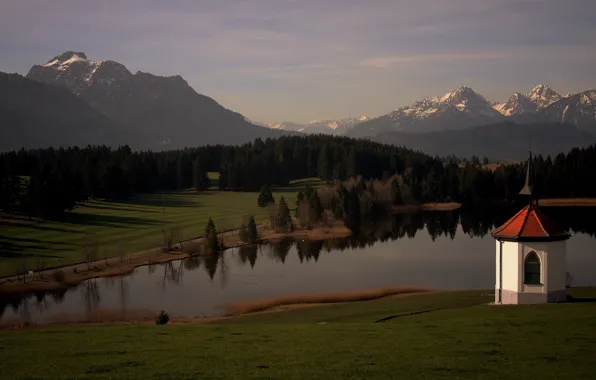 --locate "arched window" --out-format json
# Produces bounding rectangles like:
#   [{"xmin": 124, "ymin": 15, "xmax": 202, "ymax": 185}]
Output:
[{"xmin": 524, "ymin": 252, "xmax": 541, "ymax": 285}]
